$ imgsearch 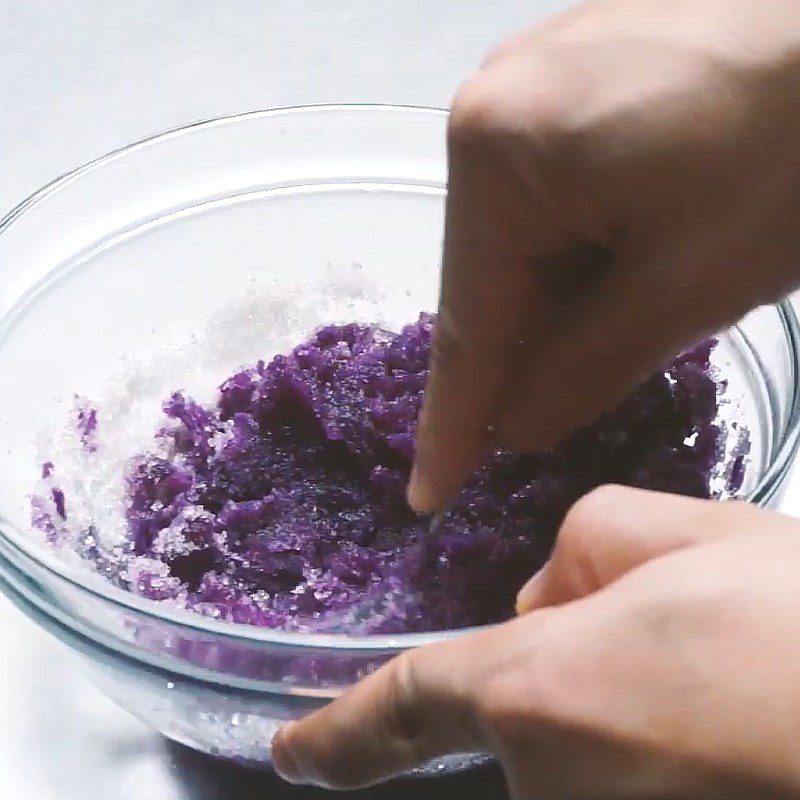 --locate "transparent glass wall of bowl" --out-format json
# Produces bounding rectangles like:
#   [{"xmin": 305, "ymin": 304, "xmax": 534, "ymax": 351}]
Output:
[
  {"xmin": 0, "ymin": 106, "xmax": 797, "ymax": 774},
  {"xmin": 0, "ymin": 530, "xmax": 487, "ymax": 772},
  {"xmin": 720, "ymin": 302, "xmax": 800, "ymax": 508}
]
